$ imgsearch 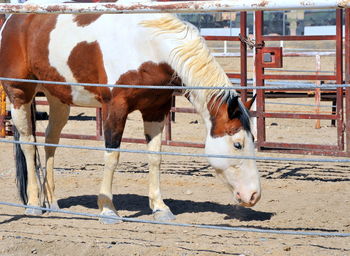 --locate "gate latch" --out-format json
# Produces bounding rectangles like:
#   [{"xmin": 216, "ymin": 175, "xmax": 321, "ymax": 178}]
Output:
[{"xmin": 261, "ymin": 47, "xmax": 283, "ymax": 68}]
